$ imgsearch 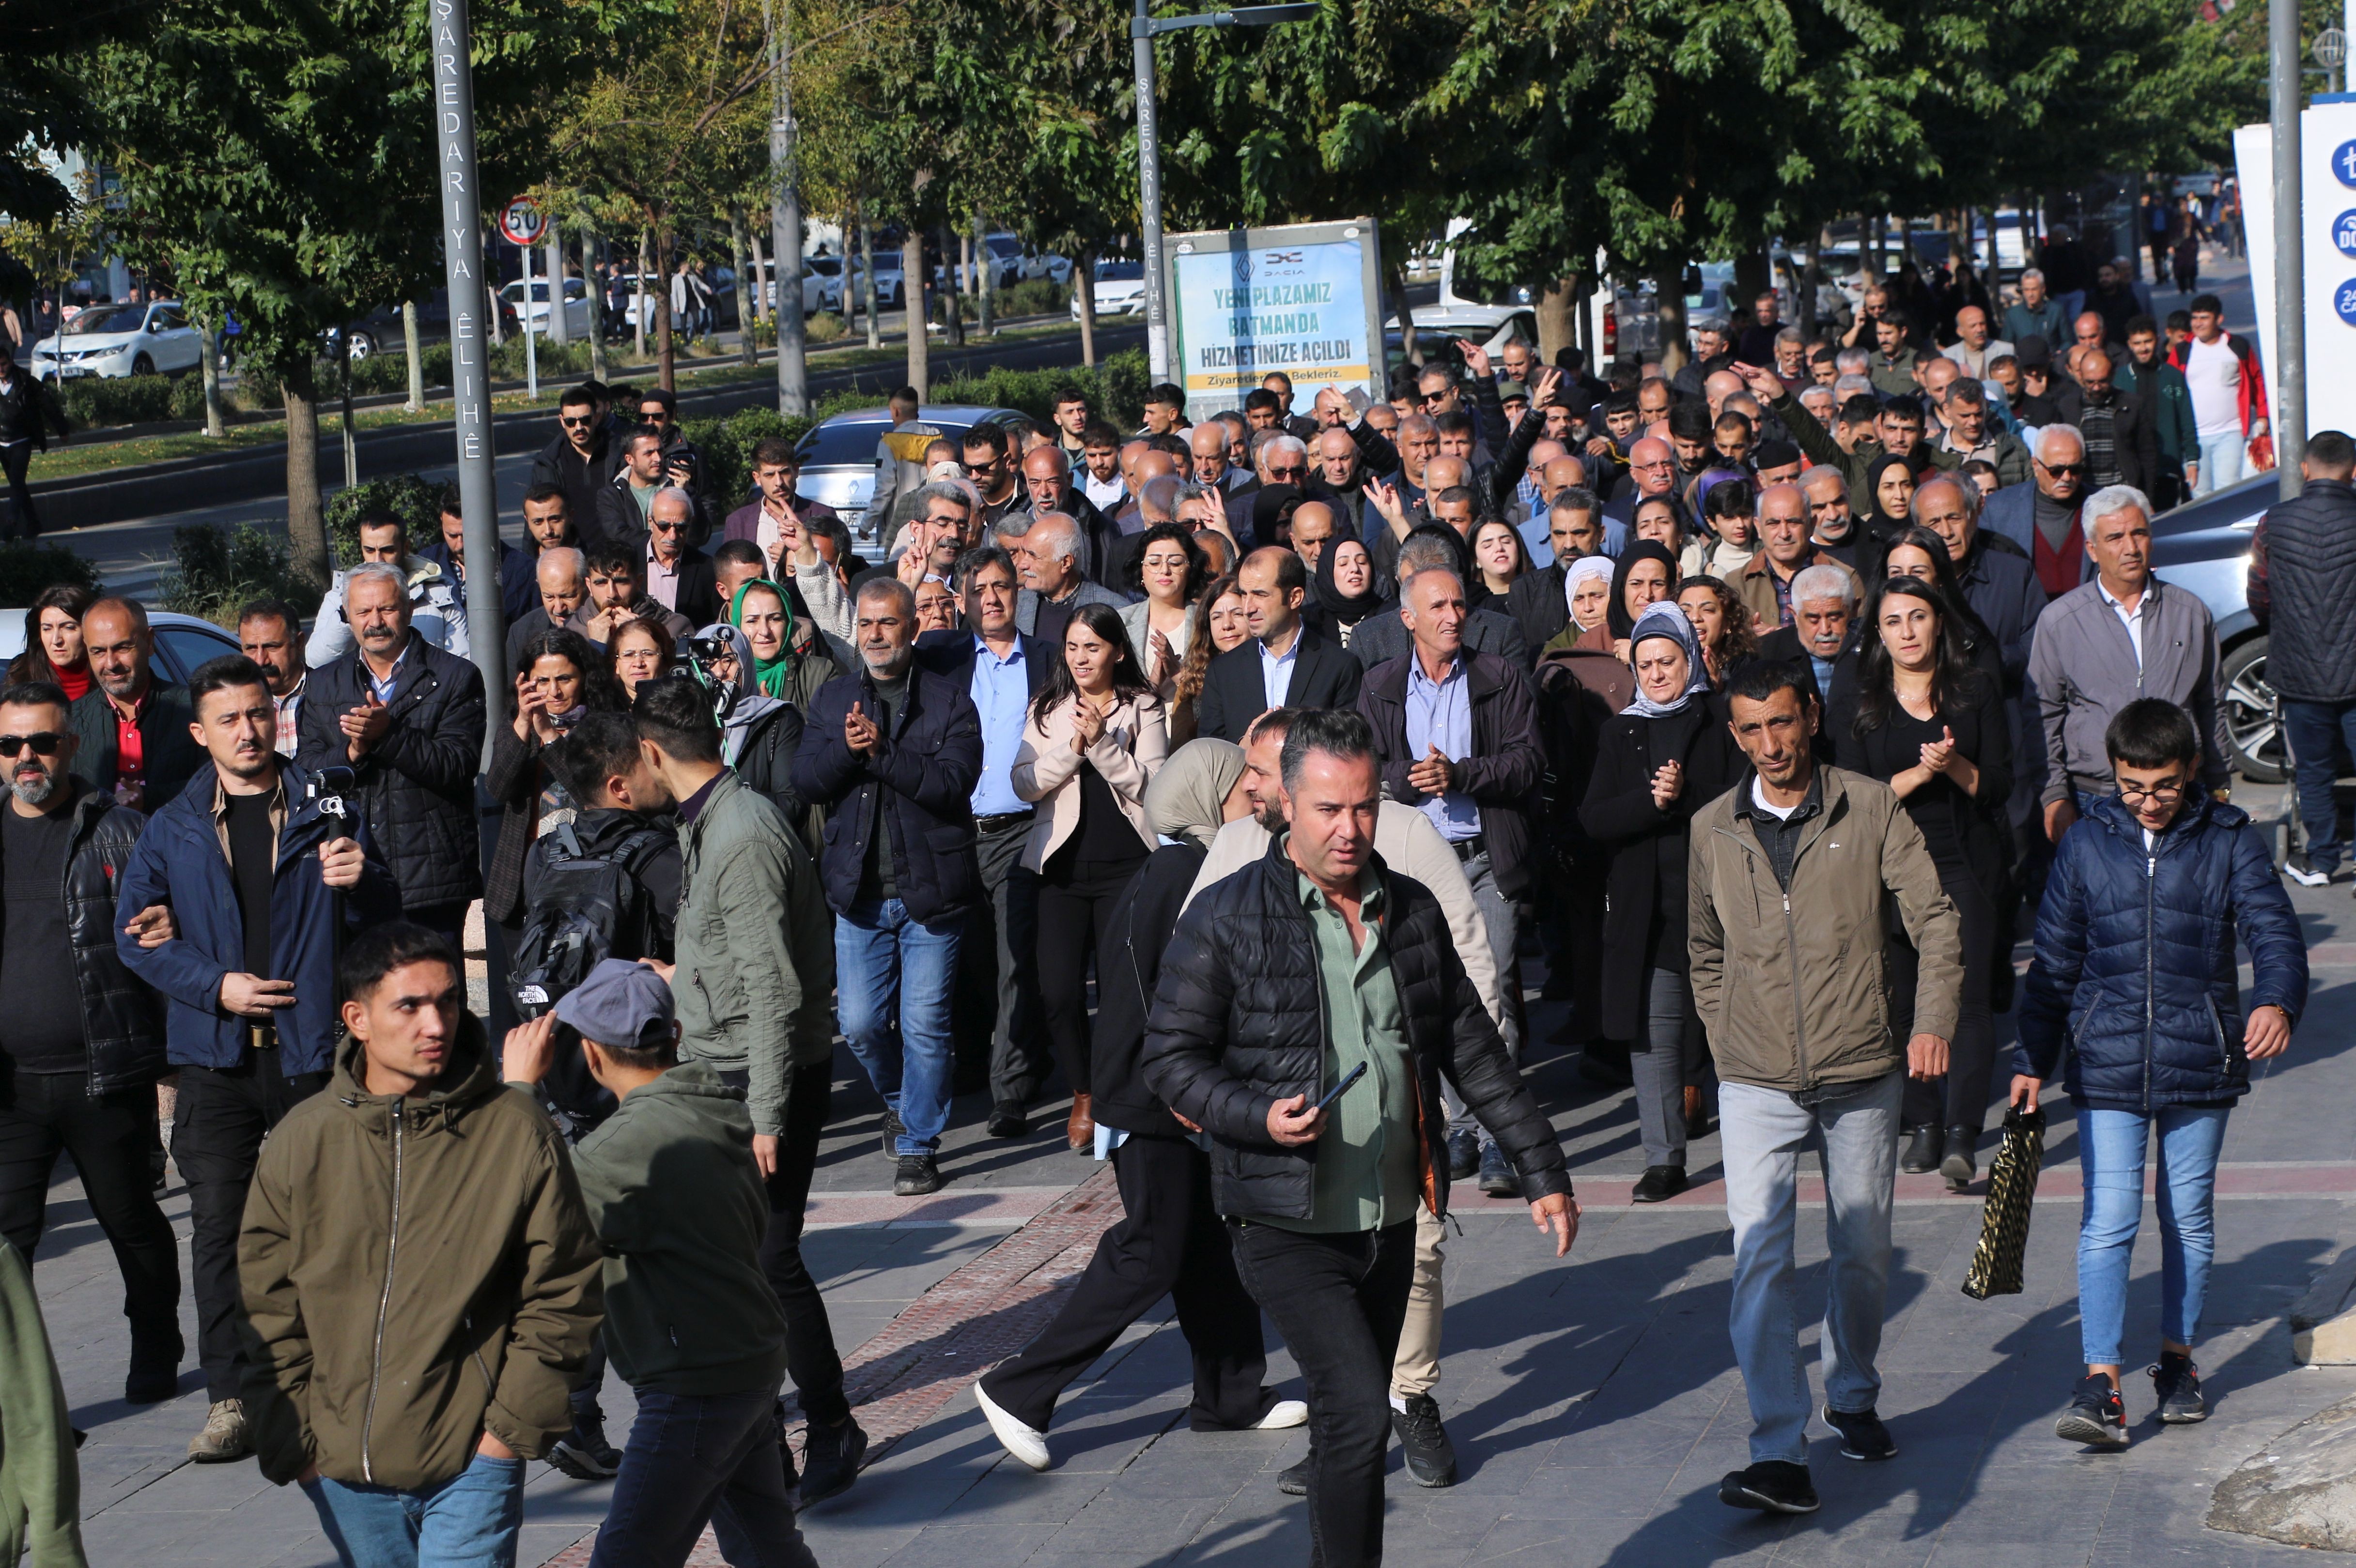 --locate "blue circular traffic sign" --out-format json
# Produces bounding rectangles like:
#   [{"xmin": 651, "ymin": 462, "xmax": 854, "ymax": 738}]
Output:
[
  {"xmin": 2336, "ymin": 278, "xmax": 2356, "ymax": 326},
  {"xmin": 2336, "ymin": 141, "xmax": 2356, "ymax": 189}
]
